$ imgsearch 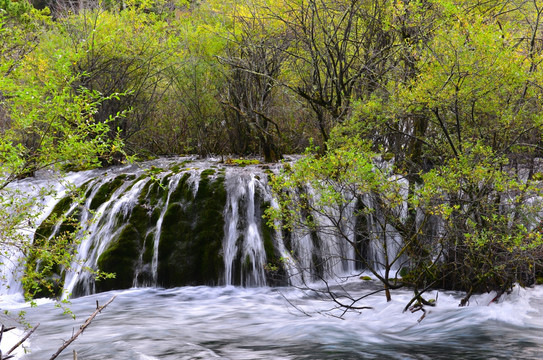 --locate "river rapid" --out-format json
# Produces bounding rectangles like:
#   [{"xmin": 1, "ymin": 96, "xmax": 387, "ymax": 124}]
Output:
[{"xmin": 3, "ymin": 281, "xmax": 543, "ymax": 360}]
